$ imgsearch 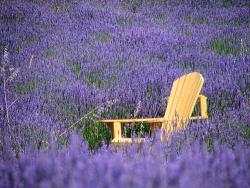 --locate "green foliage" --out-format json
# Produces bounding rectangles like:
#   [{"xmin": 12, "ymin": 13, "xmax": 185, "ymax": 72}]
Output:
[
  {"xmin": 71, "ymin": 63, "xmax": 82, "ymax": 77},
  {"xmin": 183, "ymin": 15, "xmax": 207, "ymax": 25},
  {"xmin": 86, "ymin": 71, "xmax": 104, "ymax": 90},
  {"xmin": 44, "ymin": 92, "xmax": 54, "ymax": 103},
  {"xmin": 191, "ymin": 101, "xmax": 201, "ymax": 117},
  {"xmin": 14, "ymin": 37, "xmax": 39, "ymax": 53},
  {"xmin": 52, "ymin": 5, "xmax": 62, "ymax": 12},
  {"xmin": 145, "ymin": 82, "xmax": 162, "ymax": 100},
  {"xmin": 82, "ymin": 120, "xmax": 111, "ymax": 151},
  {"xmin": 179, "ymin": 60, "xmax": 195, "ymax": 70},
  {"xmin": 182, "ymin": 28, "xmax": 191, "ymax": 37},
  {"xmin": 106, "ymin": 75, "xmax": 116, "ymax": 89},
  {"xmin": 123, "ymin": 0, "xmax": 133, "ymax": 4},
  {"xmin": 61, "ymin": 105, "xmax": 78, "ymax": 121},
  {"xmin": 100, "ymin": 102, "xmax": 134, "ymax": 119},
  {"xmin": 234, "ymin": 17, "xmax": 249, "ymax": 26},
  {"xmin": 156, "ymin": 14, "xmax": 165, "ymax": 21},
  {"xmin": 207, "ymin": 89, "xmax": 238, "ymax": 118},
  {"xmin": 206, "ymin": 137, "xmax": 213, "ymax": 151},
  {"xmin": 95, "ymin": 32, "xmax": 111, "ymax": 44},
  {"xmin": 122, "ymin": 0, "xmax": 142, "ymax": 13},
  {"xmin": 57, "ymin": 133, "xmax": 70, "ymax": 149},
  {"xmin": 45, "ymin": 47, "xmax": 56, "ymax": 58},
  {"xmin": 15, "ymin": 80, "xmax": 45, "ymax": 95},
  {"xmin": 123, "ymin": 122, "xmax": 150, "ymax": 138},
  {"xmin": 52, "ymin": 4, "xmax": 71, "ymax": 14},
  {"xmin": 210, "ymin": 37, "xmax": 237, "ymax": 56},
  {"xmin": 33, "ymin": 22, "xmax": 55, "ymax": 30},
  {"xmin": 116, "ymin": 18, "xmax": 132, "ymax": 27},
  {"xmin": 8, "ymin": 126, "xmax": 50, "ymax": 157},
  {"xmin": 115, "ymin": 59, "xmax": 126, "ymax": 70},
  {"xmin": 223, "ymin": 0, "xmax": 234, "ymax": 7},
  {"xmin": 0, "ymin": 13, "xmax": 24, "ymax": 24},
  {"xmin": 241, "ymin": 125, "xmax": 250, "ymax": 140}
]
